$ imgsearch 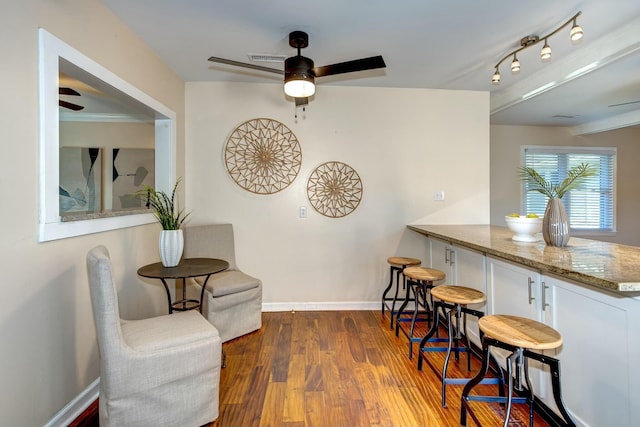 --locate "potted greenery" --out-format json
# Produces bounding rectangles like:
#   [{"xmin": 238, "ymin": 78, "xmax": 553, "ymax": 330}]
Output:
[
  {"xmin": 518, "ymin": 162, "xmax": 596, "ymax": 246},
  {"xmin": 138, "ymin": 178, "xmax": 190, "ymax": 266}
]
